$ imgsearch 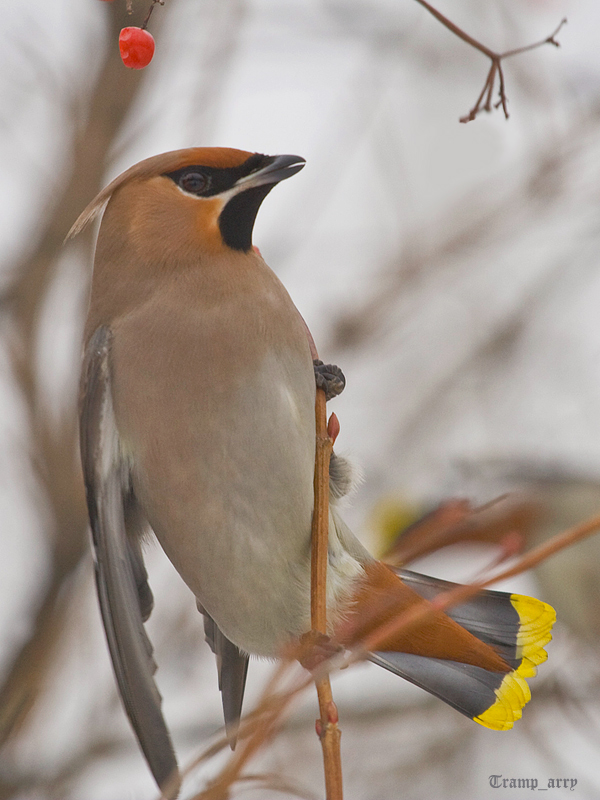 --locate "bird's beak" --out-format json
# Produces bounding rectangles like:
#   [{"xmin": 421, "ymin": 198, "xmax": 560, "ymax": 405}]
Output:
[{"xmin": 235, "ymin": 154, "xmax": 306, "ymax": 191}]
